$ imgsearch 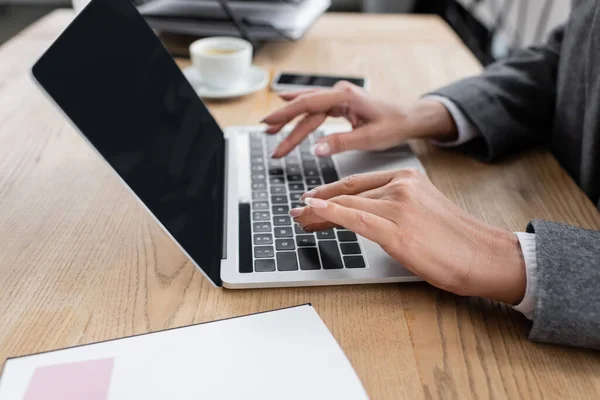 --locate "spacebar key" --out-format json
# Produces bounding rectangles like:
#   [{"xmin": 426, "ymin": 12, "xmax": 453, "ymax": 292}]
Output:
[{"xmin": 318, "ymin": 240, "xmax": 343, "ymax": 269}]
